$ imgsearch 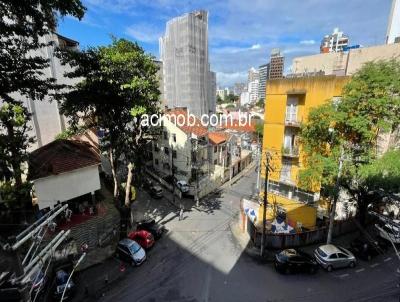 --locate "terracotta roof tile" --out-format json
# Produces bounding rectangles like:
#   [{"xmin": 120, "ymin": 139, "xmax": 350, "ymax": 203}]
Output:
[
  {"xmin": 28, "ymin": 139, "xmax": 100, "ymax": 180},
  {"xmin": 208, "ymin": 132, "xmax": 229, "ymax": 145},
  {"xmin": 165, "ymin": 108, "xmax": 208, "ymax": 137}
]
